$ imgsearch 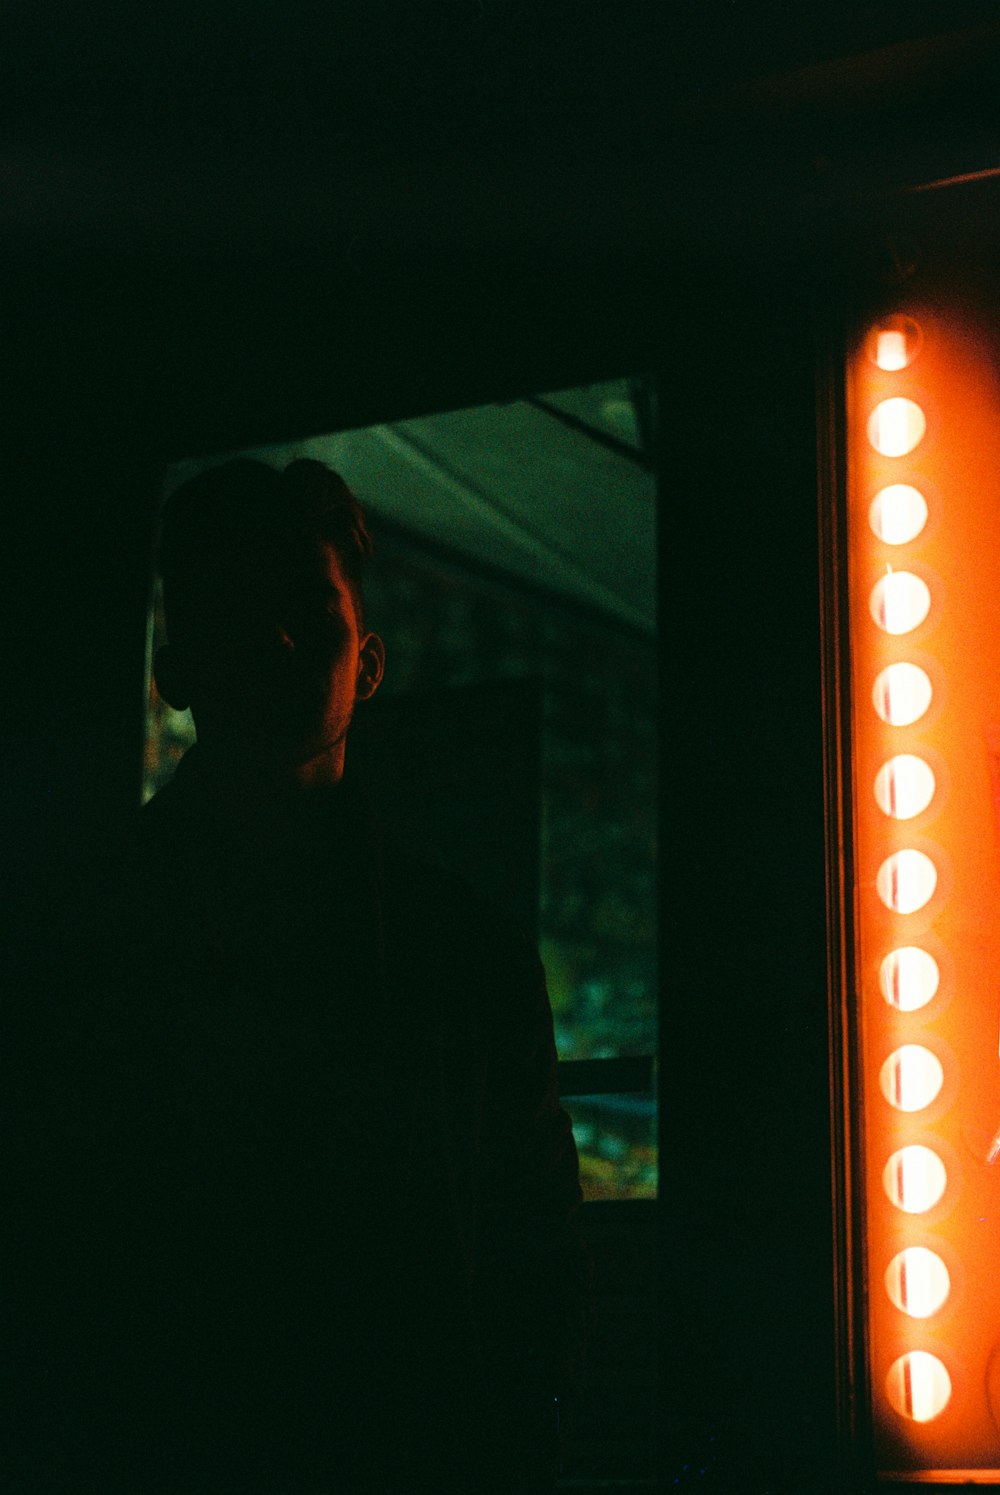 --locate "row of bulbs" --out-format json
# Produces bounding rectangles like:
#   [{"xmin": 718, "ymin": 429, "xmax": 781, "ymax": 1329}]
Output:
[{"xmin": 864, "ymin": 318, "xmax": 952, "ymax": 1425}]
